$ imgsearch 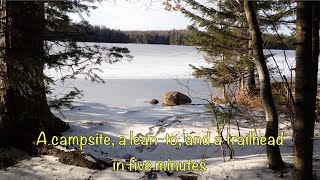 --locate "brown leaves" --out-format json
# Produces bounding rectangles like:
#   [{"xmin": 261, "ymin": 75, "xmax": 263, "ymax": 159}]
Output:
[{"xmin": 163, "ymin": 0, "xmax": 182, "ymax": 11}]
